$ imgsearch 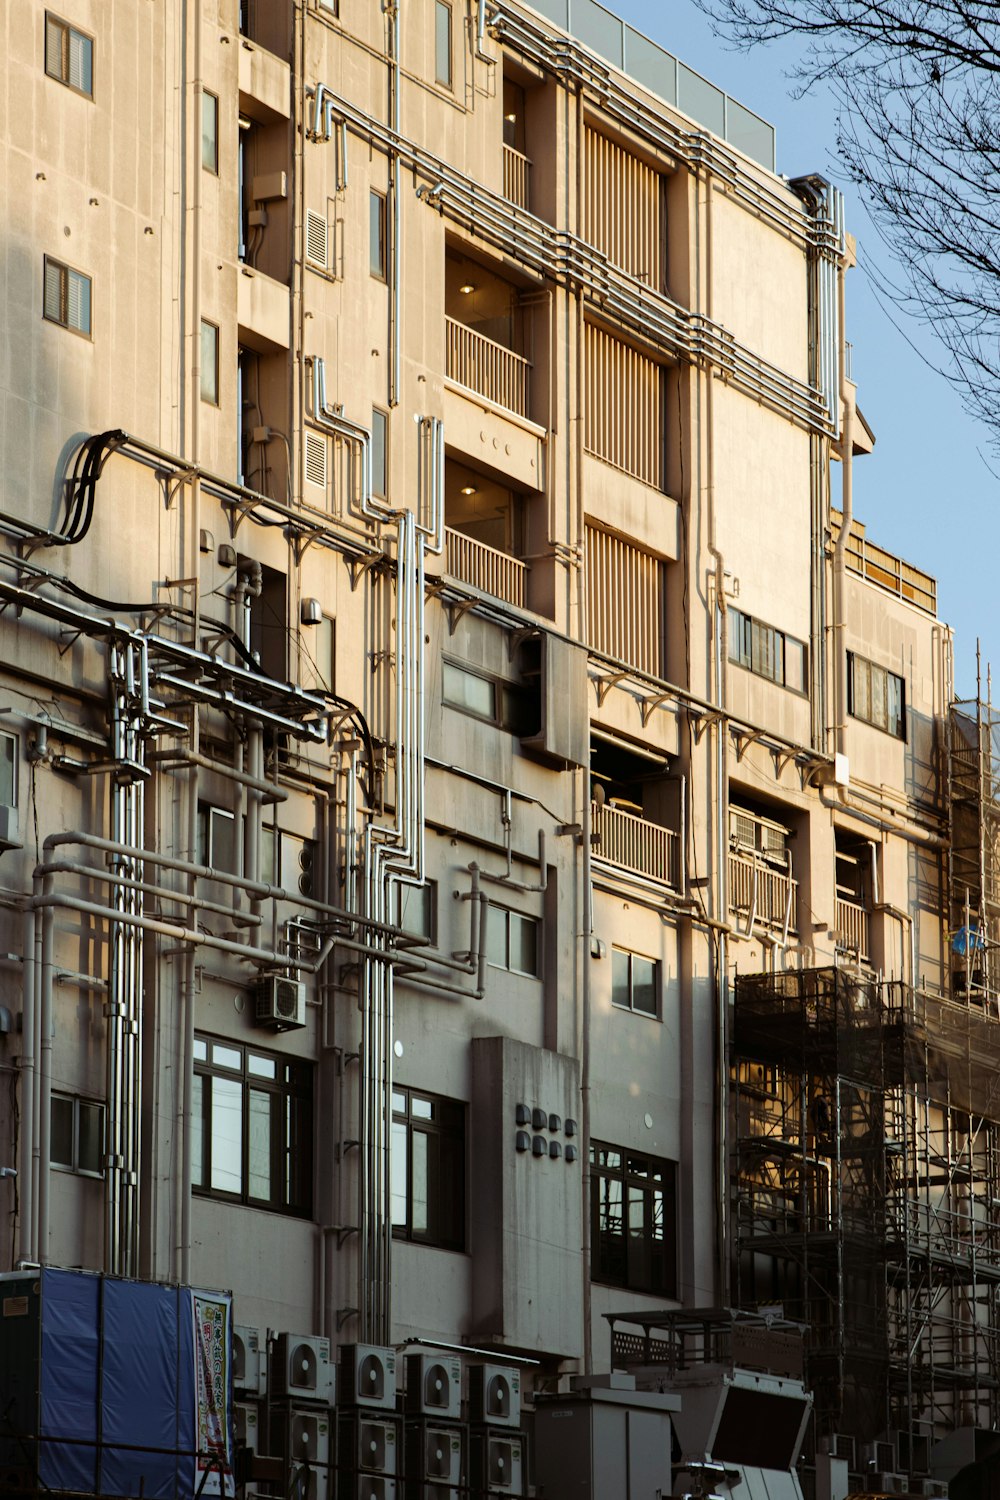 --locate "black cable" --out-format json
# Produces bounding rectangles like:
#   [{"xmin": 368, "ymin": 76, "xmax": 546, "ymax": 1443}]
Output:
[{"xmin": 62, "ymin": 430, "xmax": 128, "ymax": 545}]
